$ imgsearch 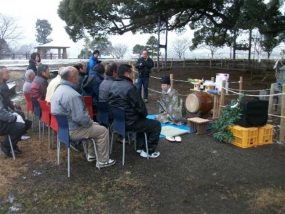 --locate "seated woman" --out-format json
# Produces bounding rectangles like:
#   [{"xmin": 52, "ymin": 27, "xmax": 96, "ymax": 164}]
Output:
[
  {"xmin": 156, "ymin": 76, "xmax": 183, "ymax": 124},
  {"xmin": 23, "ymin": 69, "xmax": 35, "ymax": 94}
]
